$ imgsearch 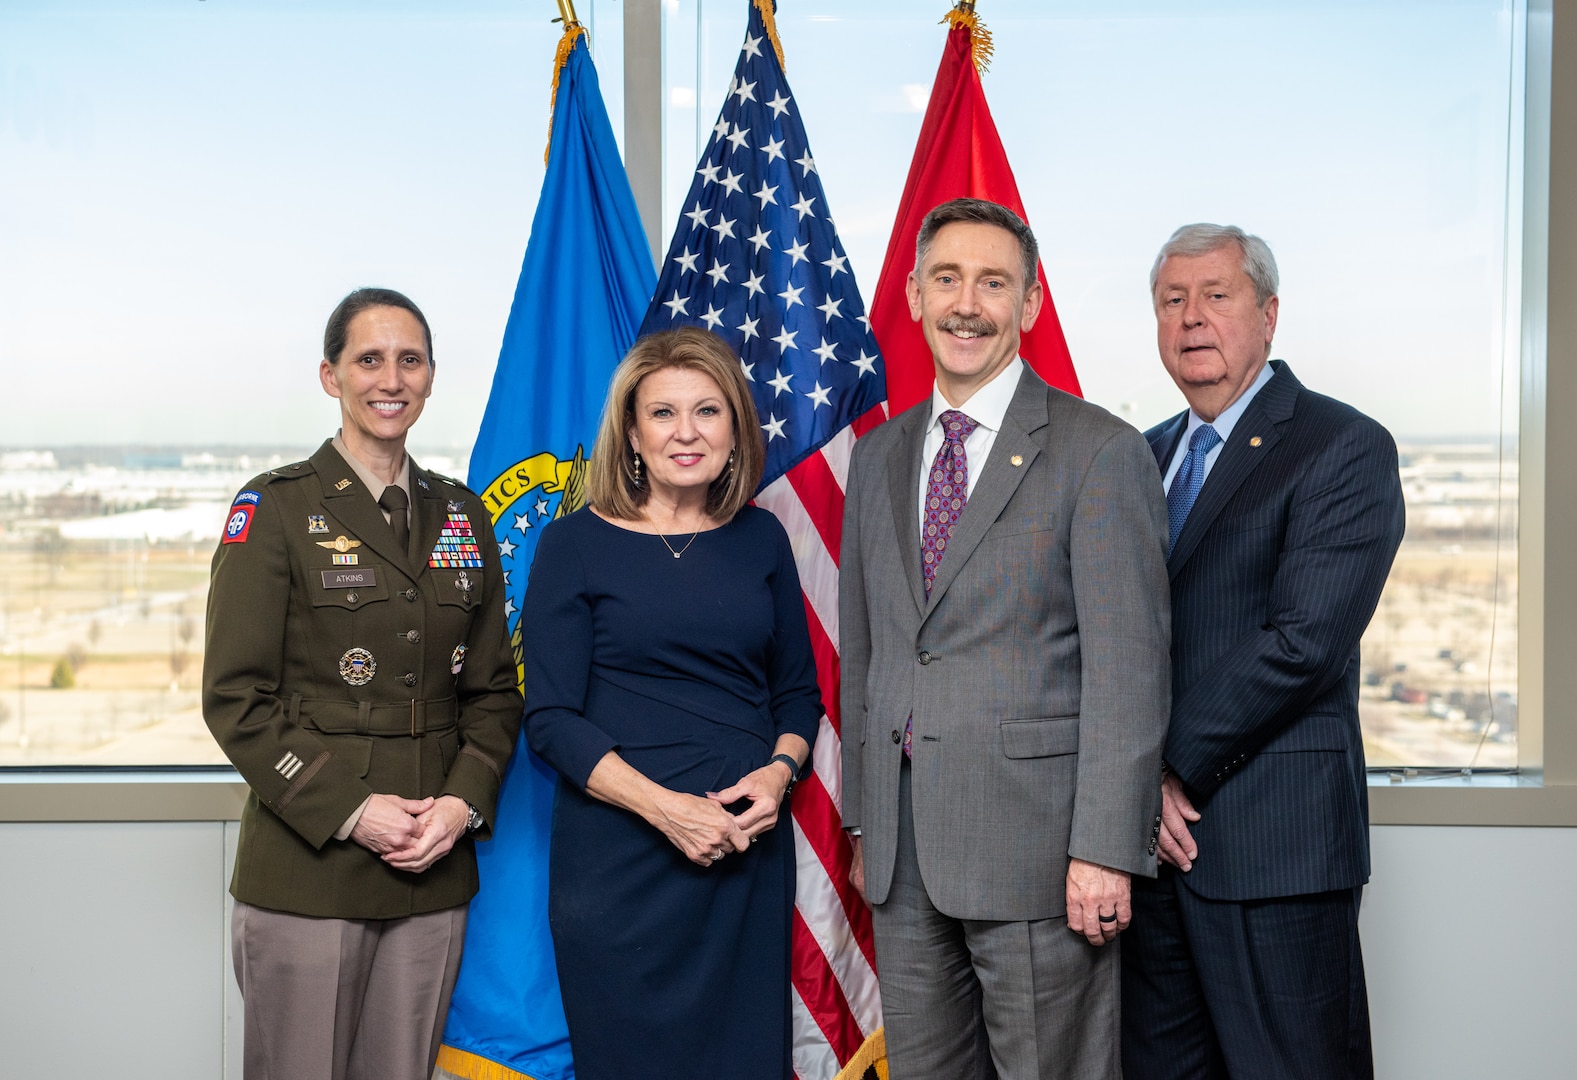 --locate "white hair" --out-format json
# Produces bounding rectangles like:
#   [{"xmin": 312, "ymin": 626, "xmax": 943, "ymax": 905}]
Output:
[{"xmin": 1149, "ymin": 224, "xmax": 1279, "ymax": 307}]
